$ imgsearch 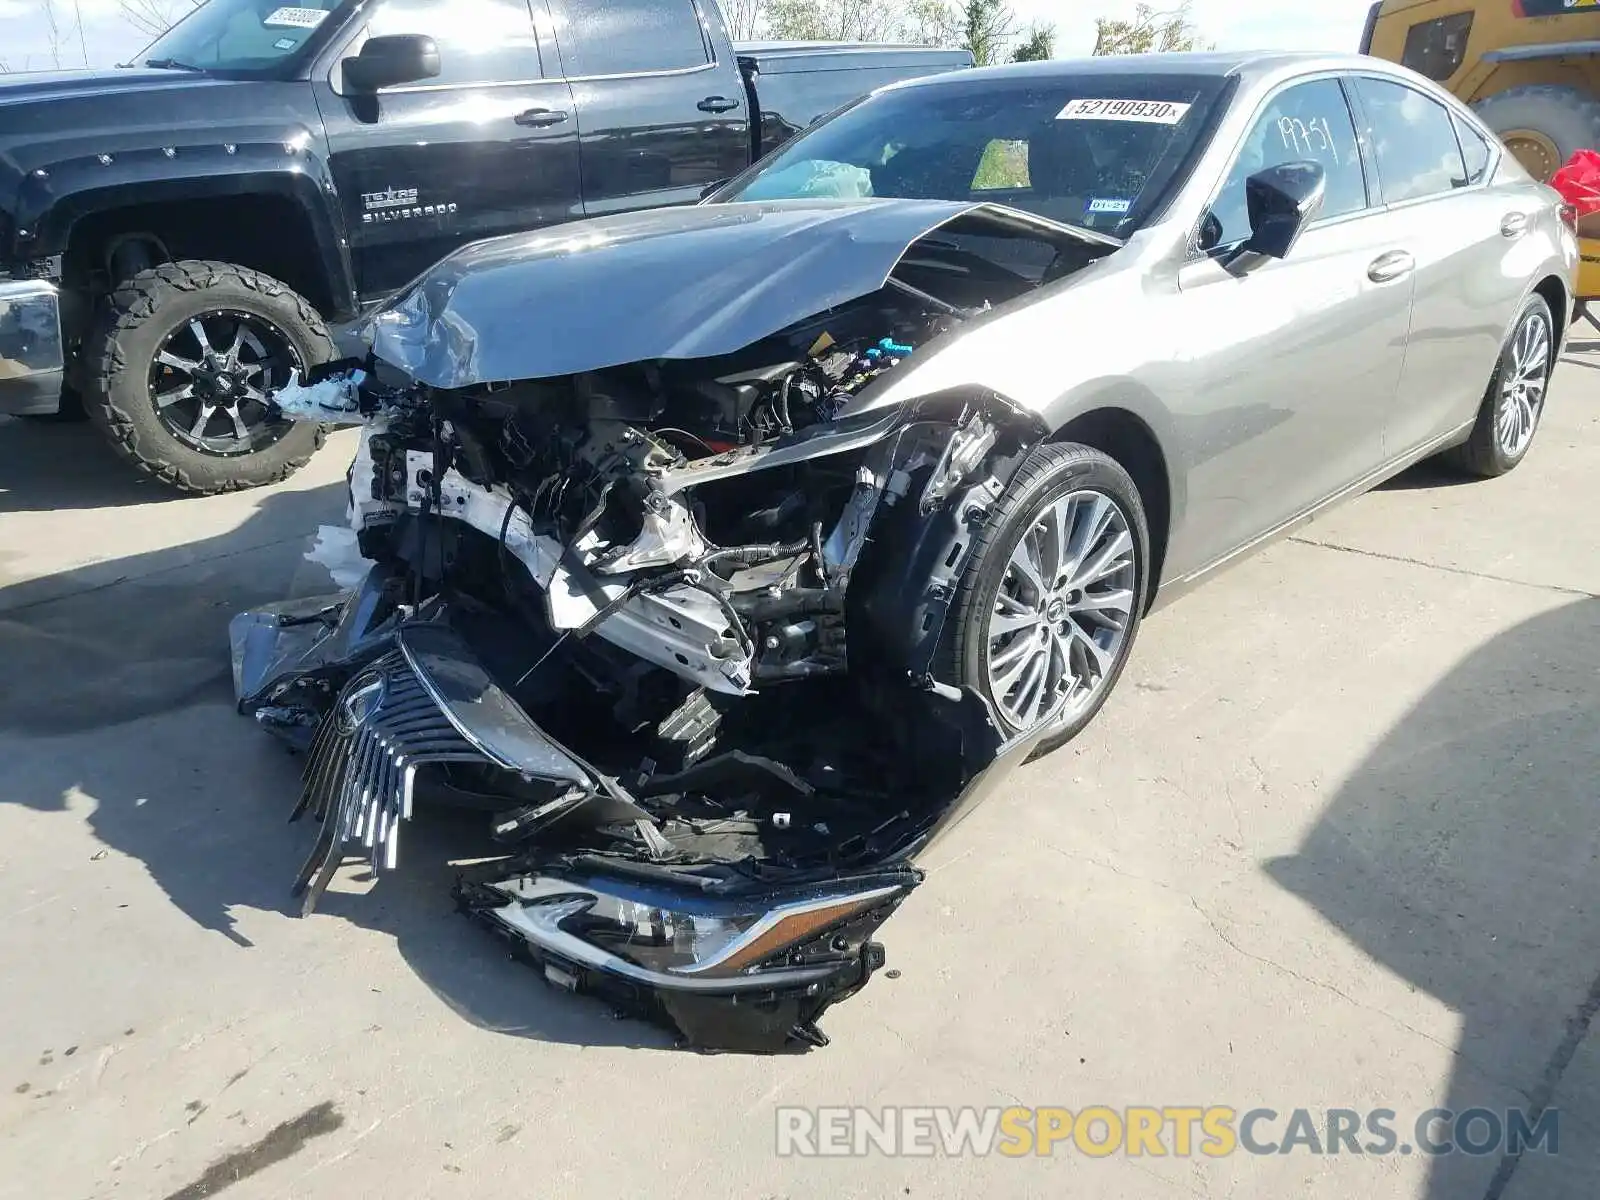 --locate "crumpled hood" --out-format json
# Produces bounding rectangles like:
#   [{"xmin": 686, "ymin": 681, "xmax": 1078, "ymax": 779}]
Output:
[{"xmin": 363, "ymin": 199, "xmax": 1084, "ymax": 388}]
